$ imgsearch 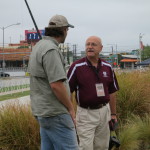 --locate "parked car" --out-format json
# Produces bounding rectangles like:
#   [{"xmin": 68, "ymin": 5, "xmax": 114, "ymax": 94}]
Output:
[{"xmin": 0, "ymin": 72, "xmax": 10, "ymax": 77}]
